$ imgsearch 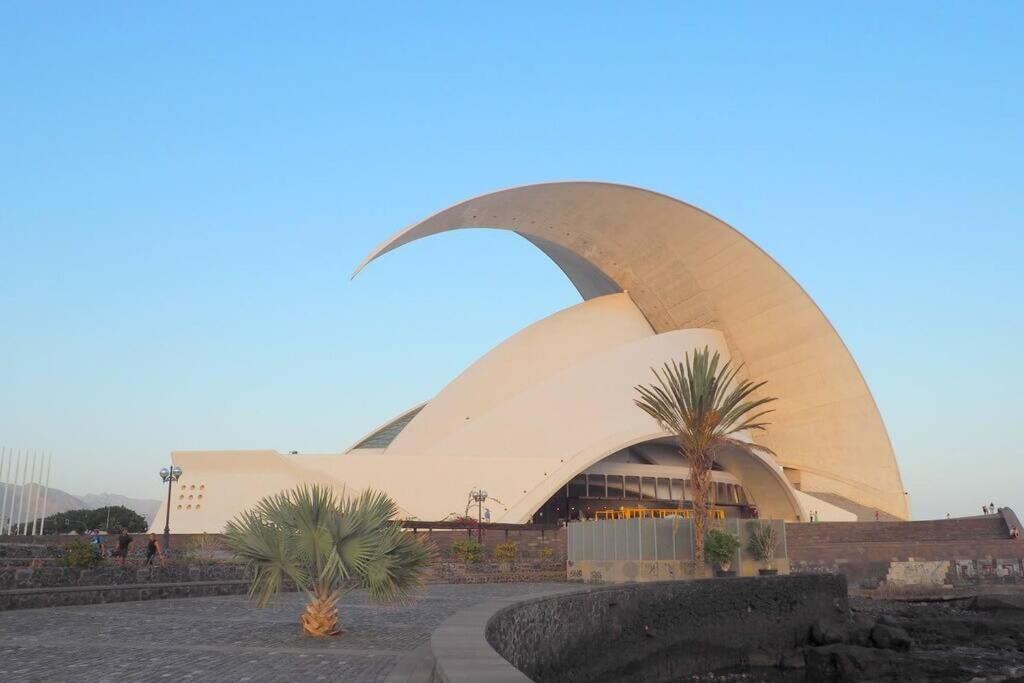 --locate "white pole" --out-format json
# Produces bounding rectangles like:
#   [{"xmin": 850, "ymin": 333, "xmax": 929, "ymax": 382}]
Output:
[
  {"xmin": 21, "ymin": 450, "xmax": 38, "ymax": 535},
  {"xmin": 0, "ymin": 447, "xmax": 8, "ymax": 535},
  {"xmin": 3, "ymin": 449, "xmax": 18, "ymax": 535},
  {"xmin": 14, "ymin": 449, "xmax": 27, "ymax": 535},
  {"xmin": 29, "ymin": 451, "xmax": 39, "ymax": 536},
  {"xmin": 39, "ymin": 453, "xmax": 52, "ymax": 536},
  {"xmin": 32, "ymin": 451, "xmax": 44, "ymax": 535}
]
